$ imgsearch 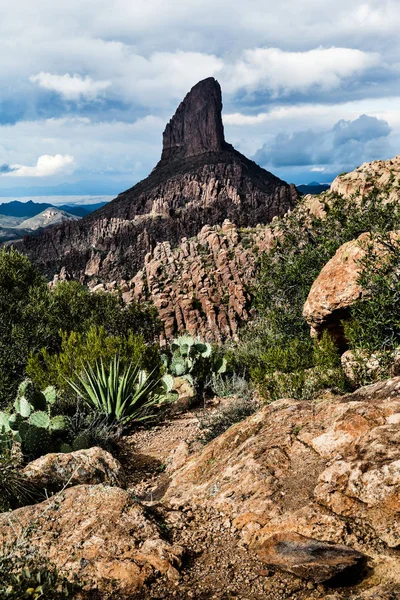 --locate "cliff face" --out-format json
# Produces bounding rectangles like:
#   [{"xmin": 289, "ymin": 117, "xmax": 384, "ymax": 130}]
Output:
[{"xmin": 15, "ymin": 78, "xmax": 298, "ymax": 282}]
